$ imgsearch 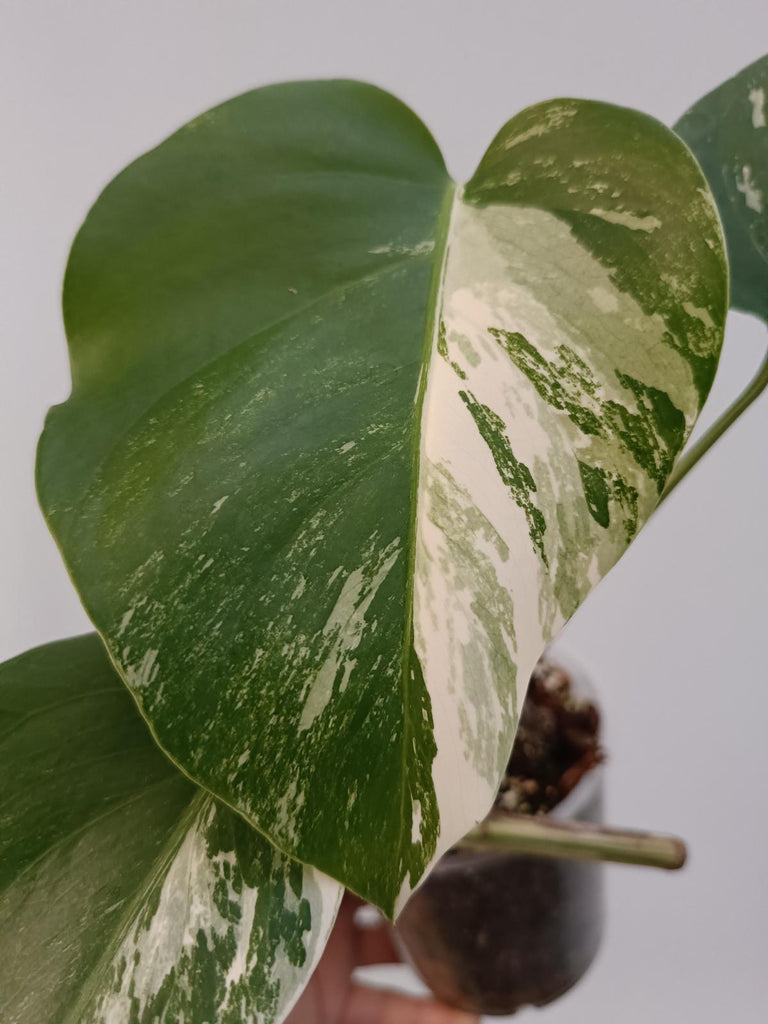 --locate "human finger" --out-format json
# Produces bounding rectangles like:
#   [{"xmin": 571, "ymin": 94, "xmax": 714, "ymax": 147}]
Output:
[
  {"xmin": 341, "ymin": 985, "xmax": 480, "ymax": 1024},
  {"xmin": 353, "ymin": 923, "xmax": 400, "ymax": 966}
]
